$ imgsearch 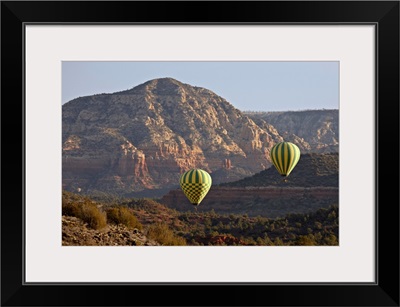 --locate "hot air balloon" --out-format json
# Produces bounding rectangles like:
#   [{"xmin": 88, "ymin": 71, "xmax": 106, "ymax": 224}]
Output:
[
  {"xmin": 179, "ymin": 168, "xmax": 212, "ymax": 206},
  {"xmin": 270, "ymin": 141, "xmax": 301, "ymax": 178}
]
